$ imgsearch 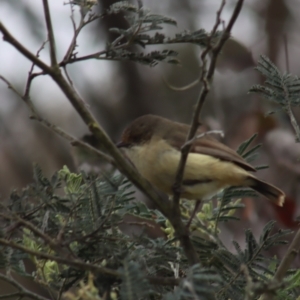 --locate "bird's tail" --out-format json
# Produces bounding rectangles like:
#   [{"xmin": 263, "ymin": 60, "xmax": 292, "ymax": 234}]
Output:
[{"xmin": 247, "ymin": 177, "xmax": 285, "ymax": 207}]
